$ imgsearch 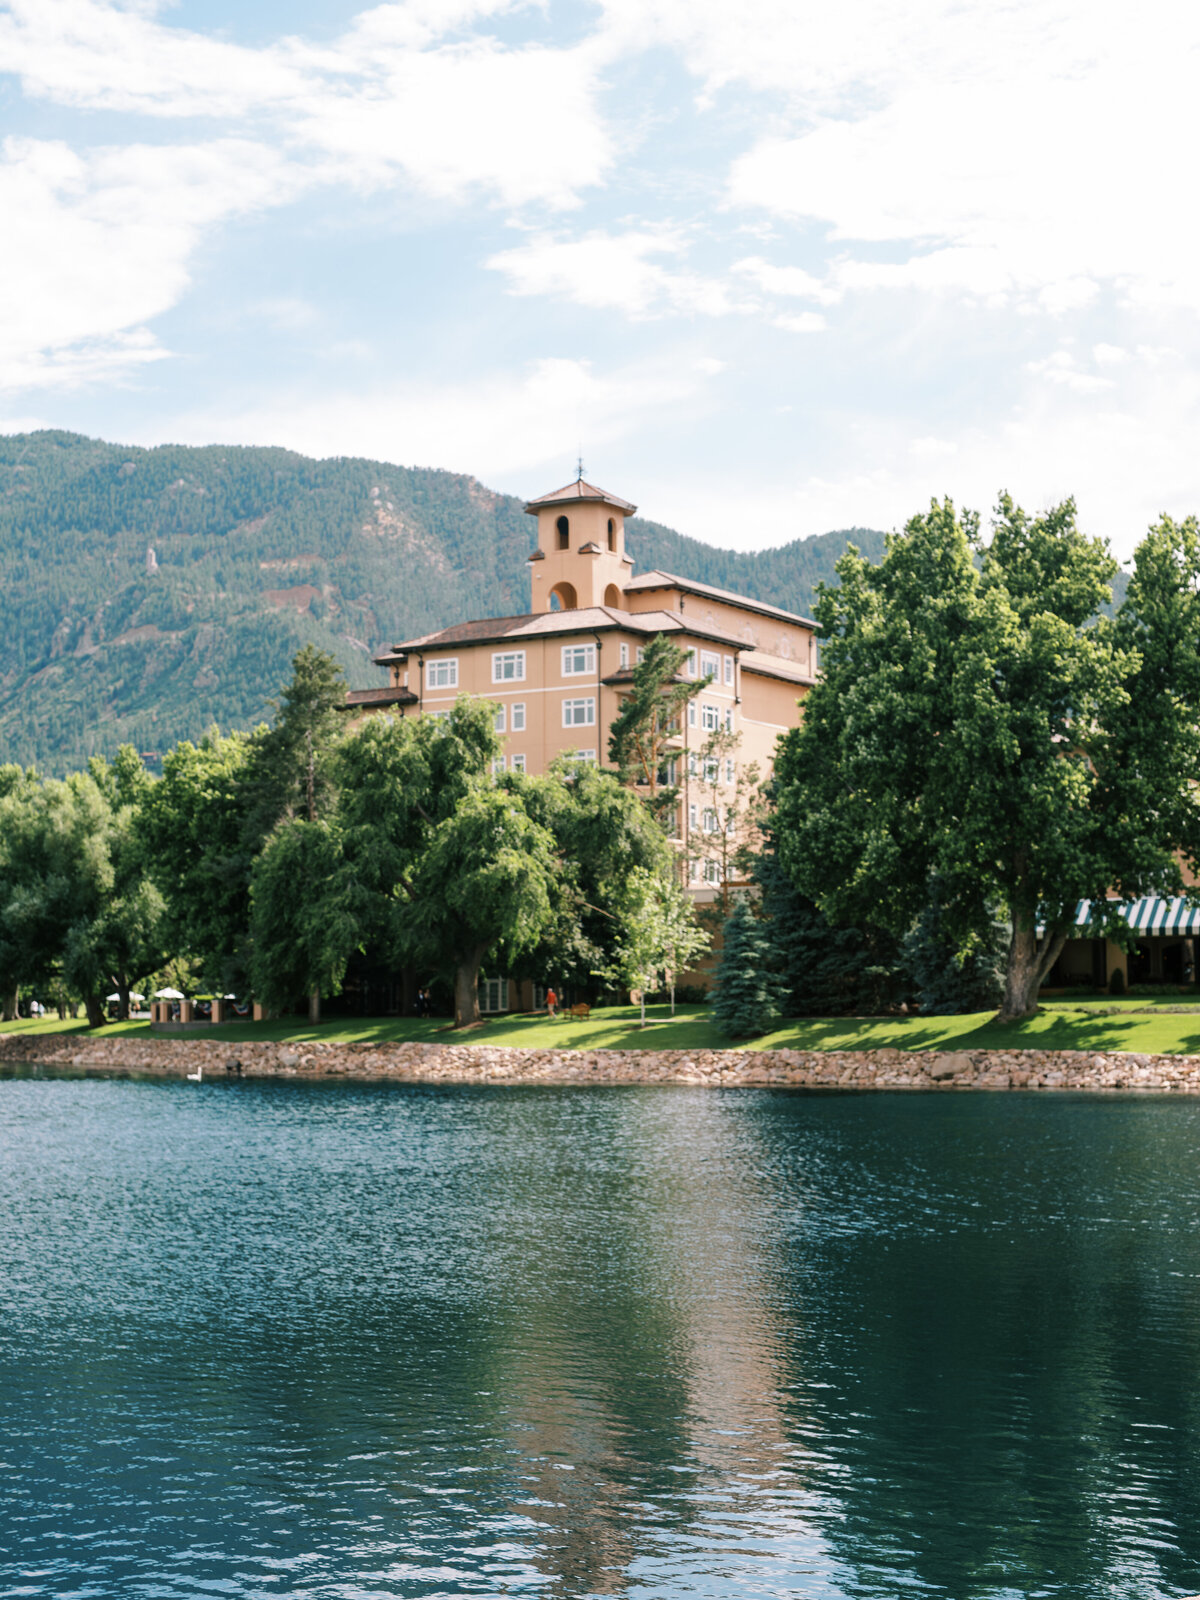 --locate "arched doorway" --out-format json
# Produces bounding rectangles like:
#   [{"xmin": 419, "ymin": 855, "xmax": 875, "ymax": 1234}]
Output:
[
  {"xmin": 549, "ymin": 581, "xmax": 577, "ymax": 611},
  {"xmin": 604, "ymin": 583, "xmax": 622, "ymax": 608}
]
